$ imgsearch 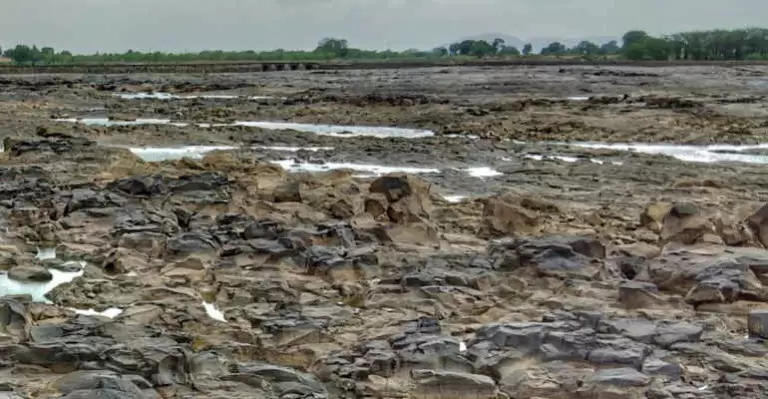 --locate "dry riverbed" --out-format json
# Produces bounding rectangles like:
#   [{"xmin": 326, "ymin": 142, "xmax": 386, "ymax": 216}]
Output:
[{"xmin": 0, "ymin": 65, "xmax": 767, "ymax": 397}]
